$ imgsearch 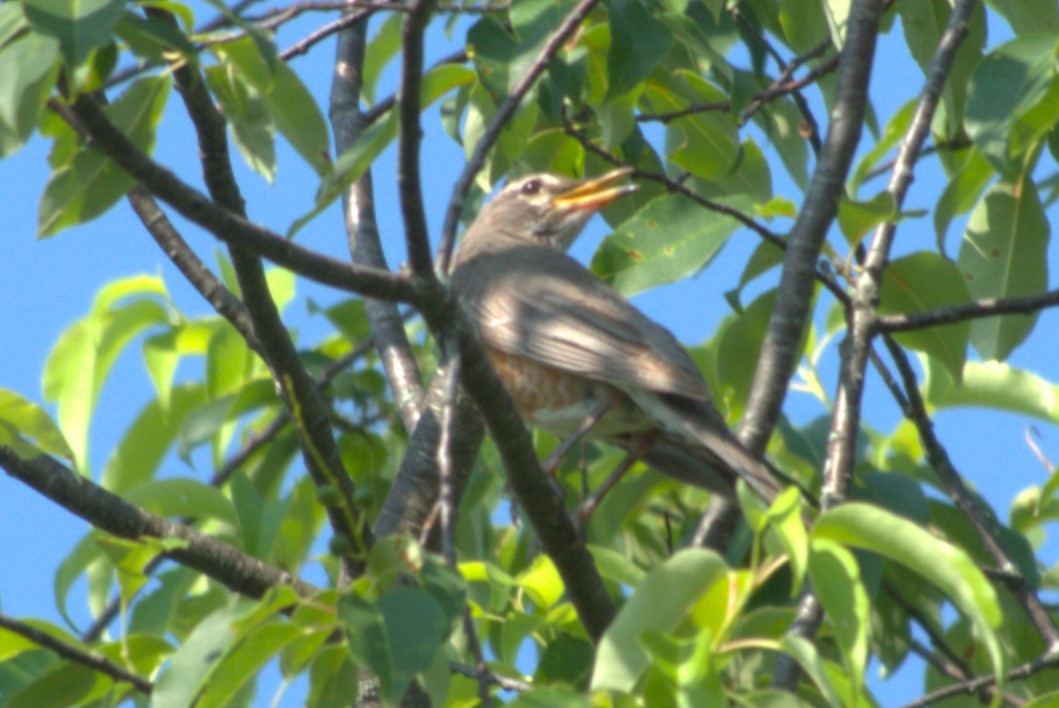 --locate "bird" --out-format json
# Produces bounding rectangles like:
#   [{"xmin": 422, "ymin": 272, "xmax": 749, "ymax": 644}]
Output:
[{"xmin": 450, "ymin": 168, "xmax": 783, "ymax": 503}]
